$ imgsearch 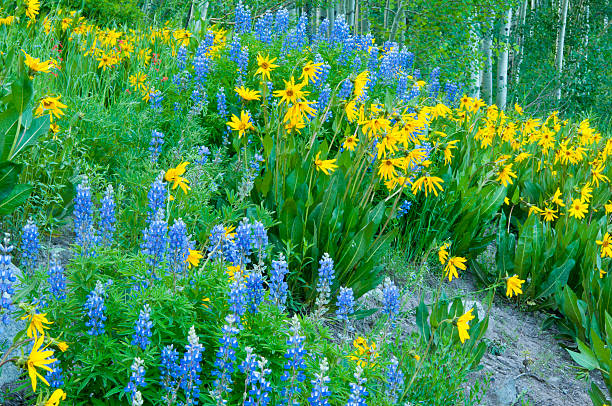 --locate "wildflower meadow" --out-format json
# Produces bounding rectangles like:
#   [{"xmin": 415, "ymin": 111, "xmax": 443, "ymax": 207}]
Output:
[{"xmin": 0, "ymin": 0, "xmax": 610, "ymax": 405}]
